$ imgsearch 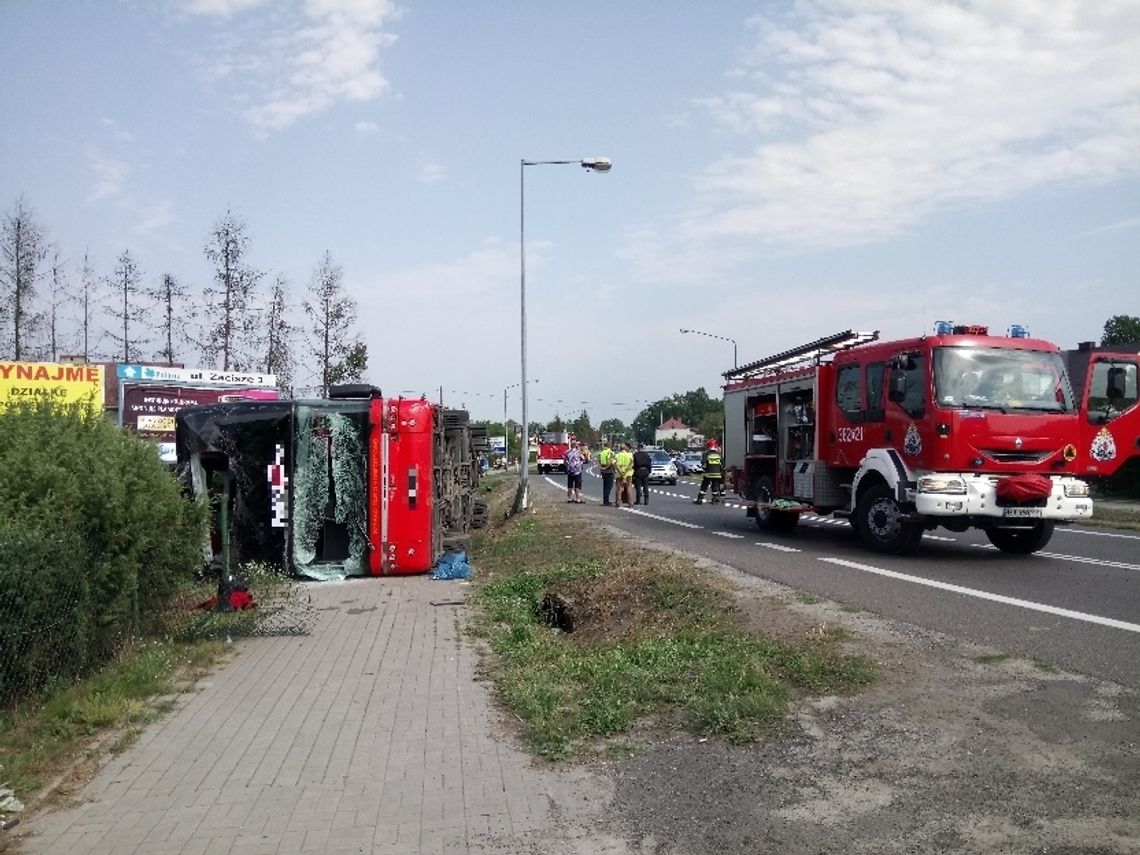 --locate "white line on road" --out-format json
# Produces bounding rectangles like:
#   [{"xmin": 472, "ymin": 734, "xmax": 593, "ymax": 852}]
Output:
[
  {"xmin": 711, "ymin": 531, "xmax": 744, "ymax": 539},
  {"xmin": 755, "ymin": 542, "xmax": 801, "ymax": 553},
  {"xmin": 1060, "ymin": 527, "xmax": 1140, "ymax": 541},
  {"xmin": 968, "ymin": 541, "xmax": 1140, "ymax": 571},
  {"xmin": 818, "ymin": 557, "xmax": 1140, "ymax": 634},
  {"xmin": 622, "ymin": 507, "xmax": 703, "ymax": 529}
]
